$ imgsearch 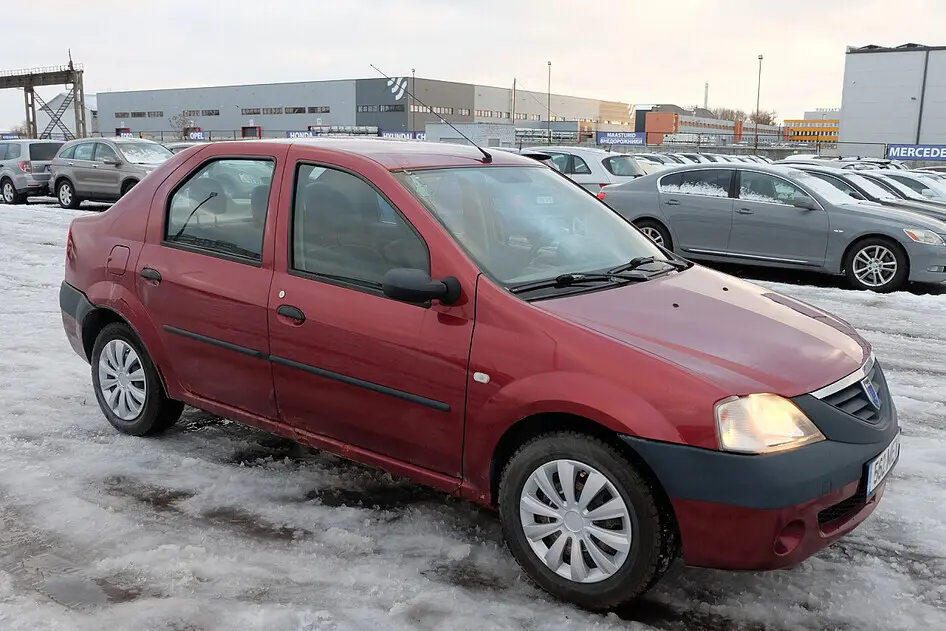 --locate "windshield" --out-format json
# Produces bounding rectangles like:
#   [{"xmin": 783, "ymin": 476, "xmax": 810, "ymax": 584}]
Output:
[
  {"xmin": 846, "ymin": 173, "xmax": 899, "ymax": 201},
  {"xmin": 912, "ymin": 173, "xmax": 946, "ymax": 196},
  {"xmin": 779, "ymin": 168, "xmax": 869, "ymax": 206},
  {"xmin": 118, "ymin": 142, "xmax": 173, "ymax": 164},
  {"xmin": 602, "ymin": 156, "xmax": 645, "ymax": 177},
  {"xmin": 395, "ymin": 166, "xmax": 668, "ymax": 286},
  {"xmin": 887, "ymin": 173, "xmax": 946, "ymax": 200},
  {"xmin": 867, "ymin": 174, "xmax": 925, "ymax": 200}
]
